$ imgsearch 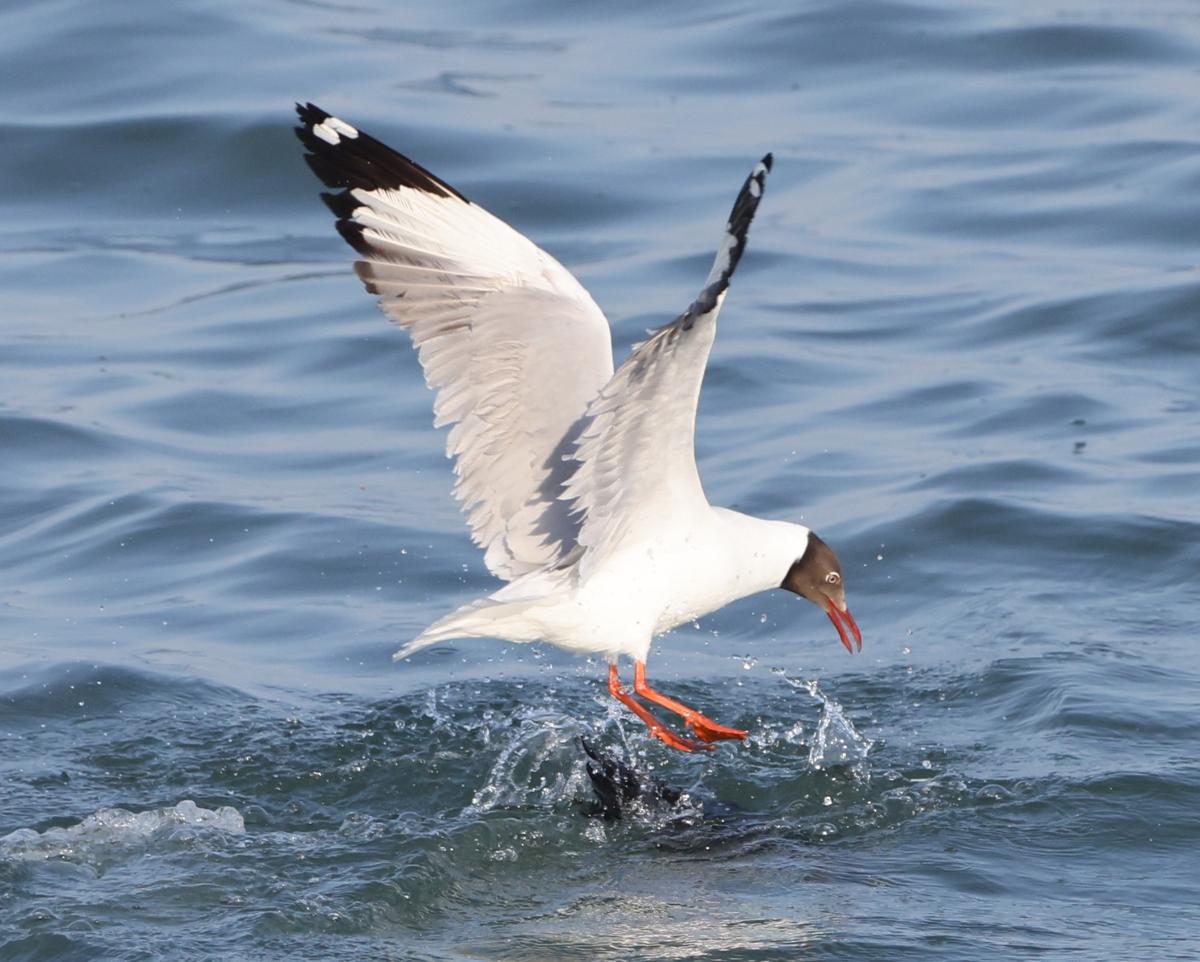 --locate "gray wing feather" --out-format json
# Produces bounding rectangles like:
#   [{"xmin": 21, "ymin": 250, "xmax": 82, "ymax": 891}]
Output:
[{"xmin": 561, "ymin": 155, "xmax": 773, "ymax": 578}]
